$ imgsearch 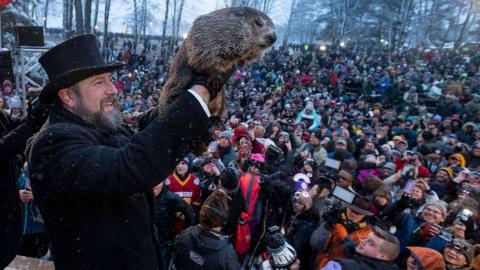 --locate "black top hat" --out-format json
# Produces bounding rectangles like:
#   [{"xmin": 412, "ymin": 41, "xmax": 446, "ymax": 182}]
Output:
[{"xmin": 39, "ymin": 34, "xmax": 125, "ymax": 104}]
